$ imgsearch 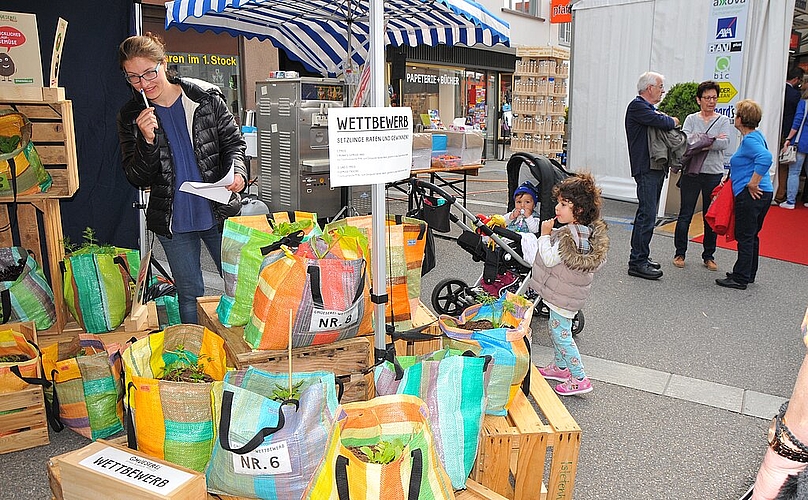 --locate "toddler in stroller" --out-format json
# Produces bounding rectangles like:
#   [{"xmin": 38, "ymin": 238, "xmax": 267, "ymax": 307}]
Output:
[{"xmin": 419, "ymin": 153, "xmax": 586, "ymax": 334}]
